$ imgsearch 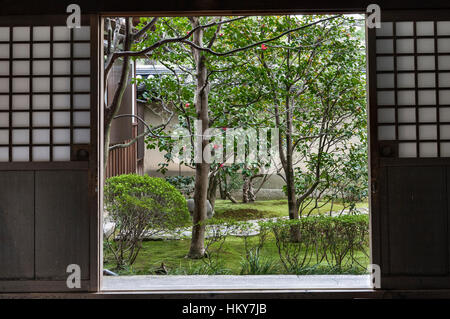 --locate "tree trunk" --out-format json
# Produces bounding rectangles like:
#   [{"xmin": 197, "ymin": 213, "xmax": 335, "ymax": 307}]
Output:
[
  {"xmin": 187, "ymin": 17, "xmax": 210, "ymax": 259},
  {"xmin": 242, "ymin": 175, "xmax": 250, "ymax": 203},
  {"xmin": 207, "ymin": 174, "xmax": 218, "ymax": 210},
  {"xmin": 284, "ymin": 89, "xmax": 301, "ymax": 242}
]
